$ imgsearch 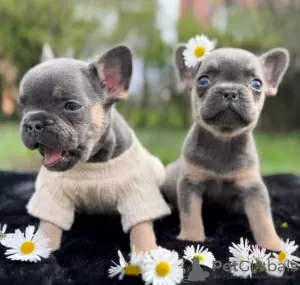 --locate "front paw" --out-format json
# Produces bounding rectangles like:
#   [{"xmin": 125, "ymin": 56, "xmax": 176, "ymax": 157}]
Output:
[
  {"xmin": 133, "ymin": 244, "xmax": 157, "ymax": 253},
  {"xmin": 257, "ymin": 235, "xmax": 281, "ymax": 252},
  {"xmin": 38, "ymin": 220, "xmax": 62, "ymax": 252},
  {"xmin": 48, "ymin": 238, "xmax": 61, "ymax": 252},
  {"xmin": 177, "ymin": 231, "xmax": 205, "ymax": 242}
]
